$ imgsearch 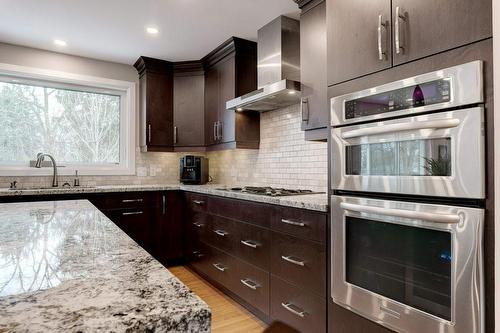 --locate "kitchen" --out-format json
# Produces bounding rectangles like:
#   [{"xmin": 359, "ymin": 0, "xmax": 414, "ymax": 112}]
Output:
[{"xmin": 0, "ymin": 0, "xmax": 496, "ymax": 332}]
